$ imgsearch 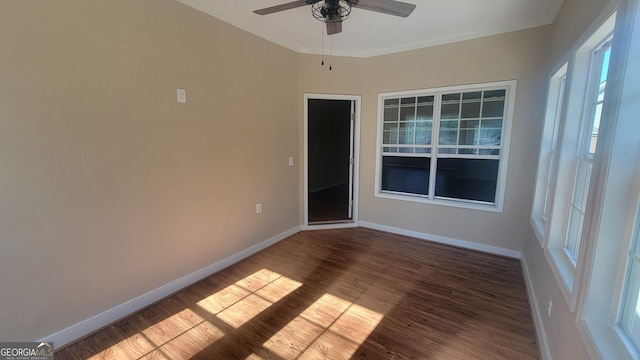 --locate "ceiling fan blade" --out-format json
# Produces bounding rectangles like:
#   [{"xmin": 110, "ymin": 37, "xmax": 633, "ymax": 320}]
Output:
[
  {"xmin": 352, "ymin": 0, "xmax": 416, "ymax": 17},
  {"xmin": 326, "ymin": 21, "xmax": 342, "ymax": 35},
  {"xmin": 253, "ymin": 0, "xmax": 310, "ymax": 15}
]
